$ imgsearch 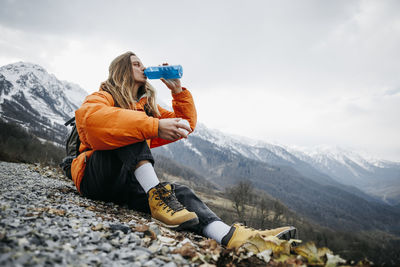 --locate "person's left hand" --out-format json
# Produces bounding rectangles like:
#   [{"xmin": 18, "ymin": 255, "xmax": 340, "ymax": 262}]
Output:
[{"xmin": 160, "ymin": 63, "xmax": 182, "ymax": 94}]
